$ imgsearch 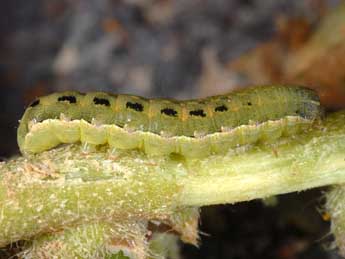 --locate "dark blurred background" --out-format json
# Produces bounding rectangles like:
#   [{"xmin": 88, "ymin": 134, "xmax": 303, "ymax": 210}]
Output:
[{"xmin": 1, "ymin": 0, "xmax": 344, "ymax": 258}]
